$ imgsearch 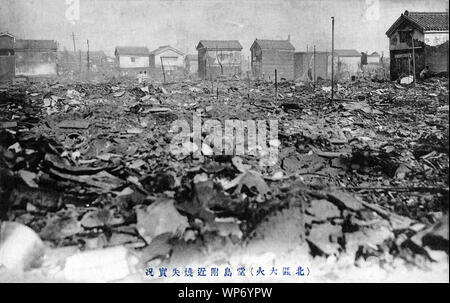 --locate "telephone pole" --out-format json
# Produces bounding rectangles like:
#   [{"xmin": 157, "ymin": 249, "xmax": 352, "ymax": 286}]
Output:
[
  {"xmin": 411, "ymin": 34, "xmax": 416, "ymax": 86},
  {"xmin": 87, "ymin": 39, "xmax": 90, "ymax": 72},
  {"xmin": 331, "ymin": 16, "xmax": 335, "ymax": 102},
  {"xmin": 72, "ymin": 32, "xmax": 76, "ymax": 52},
  {"xmin": 313, "ymin": 45, "xmax": 316, "ymax": 88}
]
